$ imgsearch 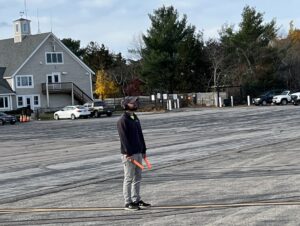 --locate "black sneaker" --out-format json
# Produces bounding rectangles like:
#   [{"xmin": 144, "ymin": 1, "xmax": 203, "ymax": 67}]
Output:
[
  {"xmin": 124, "ymin": 203, "xmax": 140, "ymax": 211},
  {"xmin": 136, "ymin": 200, "xmax": 151, "ymax": 209}
]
